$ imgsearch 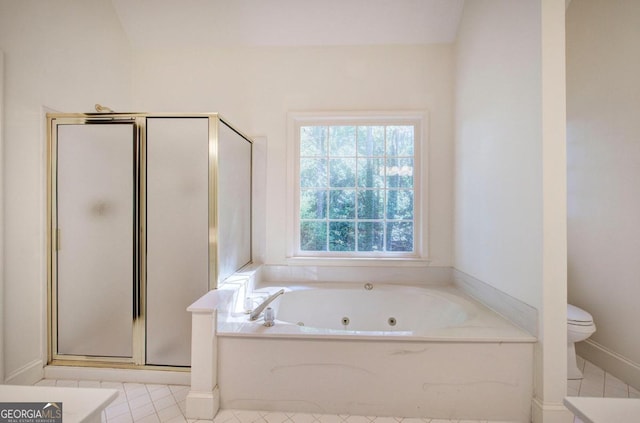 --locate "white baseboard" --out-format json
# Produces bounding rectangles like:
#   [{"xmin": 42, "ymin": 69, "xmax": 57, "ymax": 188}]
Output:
[
  {"xmin": 577, "ymin": 339, "xmax": 640, "ymax": 390},
  {"xmin": 531, "ymin": 398, "xmax": 574, "ymax": 423},
  {"xmin": 186, "ymin": 387, "xmax": 220, "ymax": 419},
  {"xmin": 4, "ymin": 359, "xmax": 44, "ymax": 385},
  {"xmin": 44, "ymin": 365, "xmax": 190, "ymax": 385}
]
